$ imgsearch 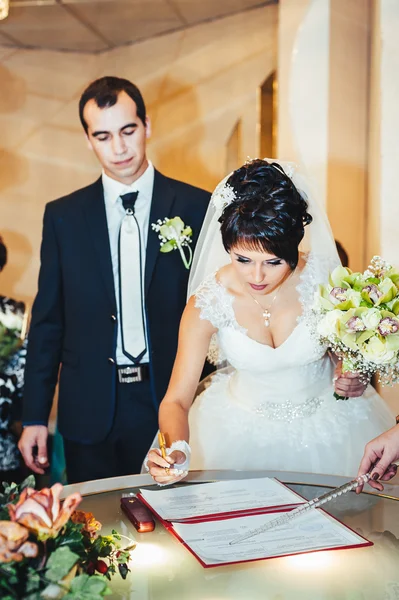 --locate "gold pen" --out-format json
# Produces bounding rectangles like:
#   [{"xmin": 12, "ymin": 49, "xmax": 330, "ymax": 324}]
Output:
[
  {"xmin": 158, "ymin": 432, "xmax": 171, "ymax": 474},
  {"xmin": 158, "ymin": 432, "xmax": 167, "ymax": 461}
]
